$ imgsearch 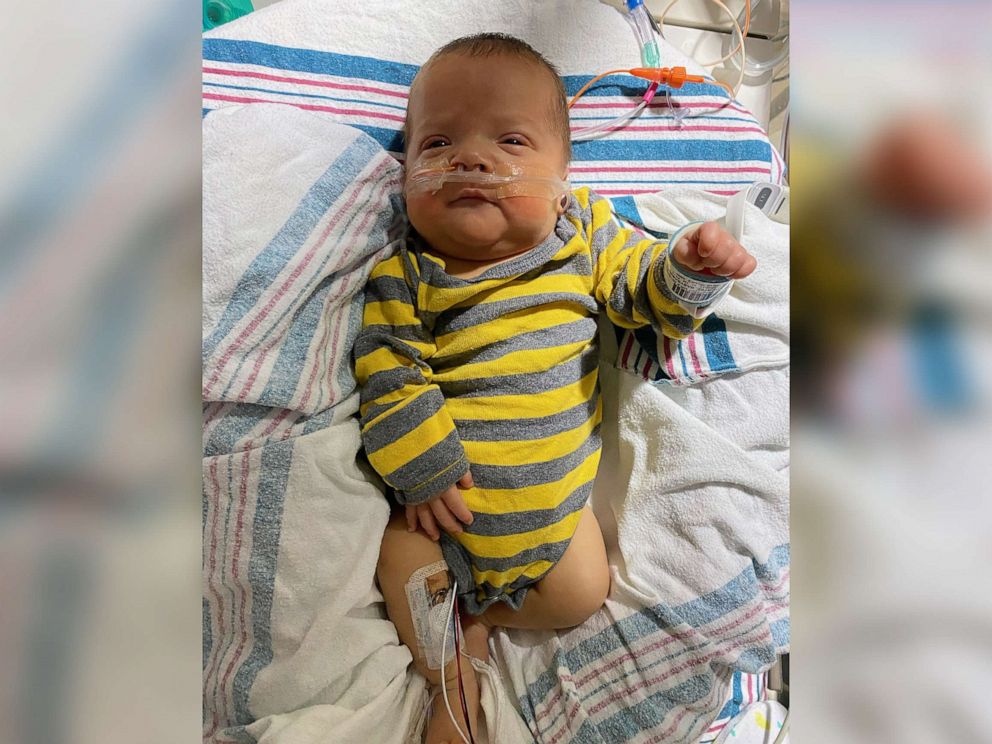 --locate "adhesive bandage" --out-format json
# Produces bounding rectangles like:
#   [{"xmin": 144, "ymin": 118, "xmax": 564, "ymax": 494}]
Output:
[{"xmin": 404, "ymin": 560, "xmax": 456, "ymax": 670}]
